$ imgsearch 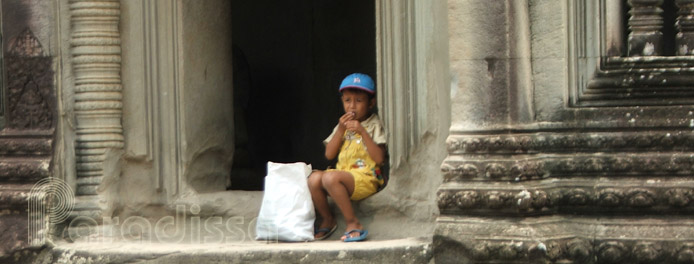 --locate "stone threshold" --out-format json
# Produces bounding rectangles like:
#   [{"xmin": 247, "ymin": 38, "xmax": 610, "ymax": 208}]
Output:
[{"xmin": 45, "ymin": 237, "xmax": 433, "ymax": 264}]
